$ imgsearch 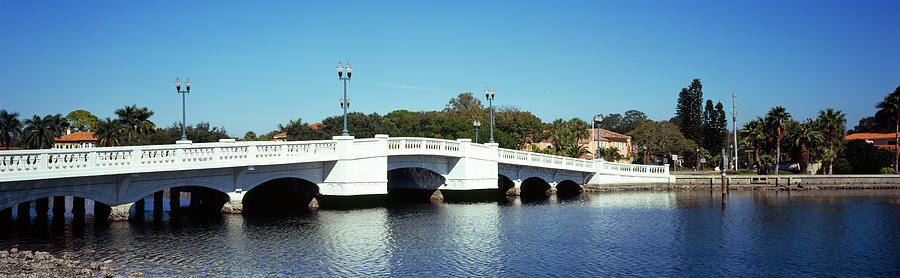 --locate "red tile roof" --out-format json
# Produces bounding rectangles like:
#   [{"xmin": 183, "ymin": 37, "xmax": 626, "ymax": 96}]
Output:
[
  {"xmin": 846, "ymin": 133, "xmax": 900, "ymax": 140},
  {"xmin": 54, "ymin": 132, "xmax": 97, "ymax": 143},
  {"xmin": 590, "ymin": 128, "xmax": 630, "ymax": 139}
]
